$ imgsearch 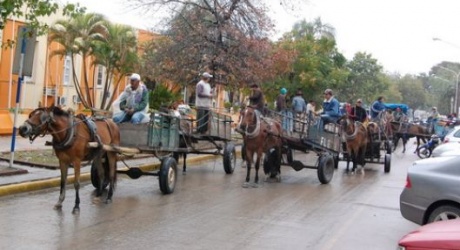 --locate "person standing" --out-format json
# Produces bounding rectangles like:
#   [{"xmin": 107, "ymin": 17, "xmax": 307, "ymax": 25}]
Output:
[
  {"xmin": 112, "ymin": 73, "xmax": 149, "ymax": 124},
  {"xmin": 371, "ymin": 96, "xmax": 386, "ymax": 120},
  {"xmin": 350, "ymin": 99, "xmax": 368, "ymax": 123},
  {"xmin": 276, "ymin": 88, "xmax": 287, "ymax": 112},
  {"xmin": 195, "ymin": 72, "xmax": 213, "ymax": 133},
  {"xmin": 248, "ymin": 83, "xmax": 265, "ymax": 114}
]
